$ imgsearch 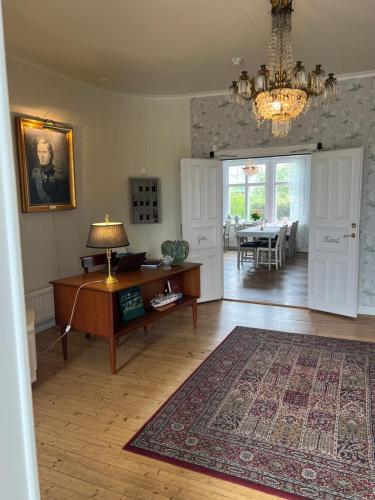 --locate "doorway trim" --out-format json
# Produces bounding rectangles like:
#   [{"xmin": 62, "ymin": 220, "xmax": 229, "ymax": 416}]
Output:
[{"xmin": 222, "ymin": 147, "xmax": 312, "ymax": 309}]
